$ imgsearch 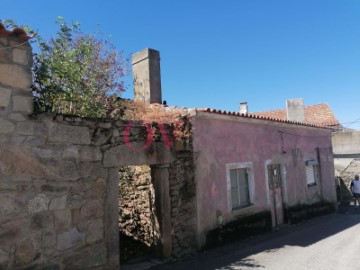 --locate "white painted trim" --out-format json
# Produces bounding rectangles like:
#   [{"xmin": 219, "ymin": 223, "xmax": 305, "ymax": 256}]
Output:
[
  {"xmin": 264, "ymin": 159, "xmax": 272, "ymax": 208},
  {"xmin": 226, "ymin": 162, "xmax": 254, "ymax": 212}
]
